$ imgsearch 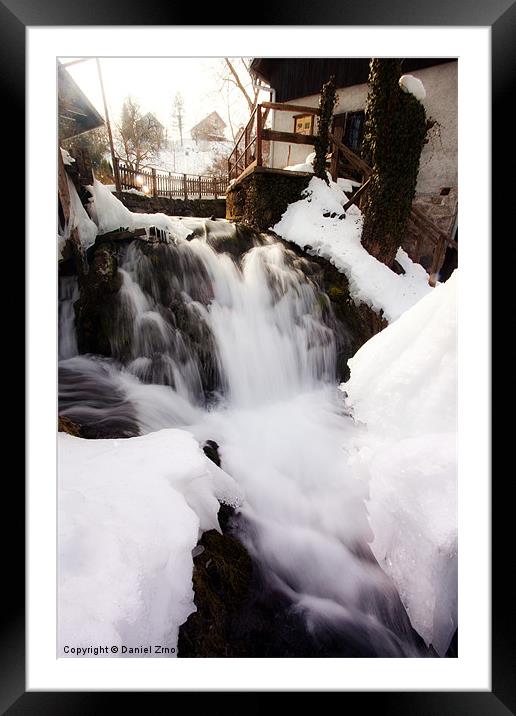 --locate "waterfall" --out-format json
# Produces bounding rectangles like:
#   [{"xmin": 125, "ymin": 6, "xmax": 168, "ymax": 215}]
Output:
[
  {"xmin": 58, "ymin": 222, "xmax": 427, "ymax": 656},
  {"xmin": 58, "ymin": 276, "xmax": 79, "ymax": 361}
]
